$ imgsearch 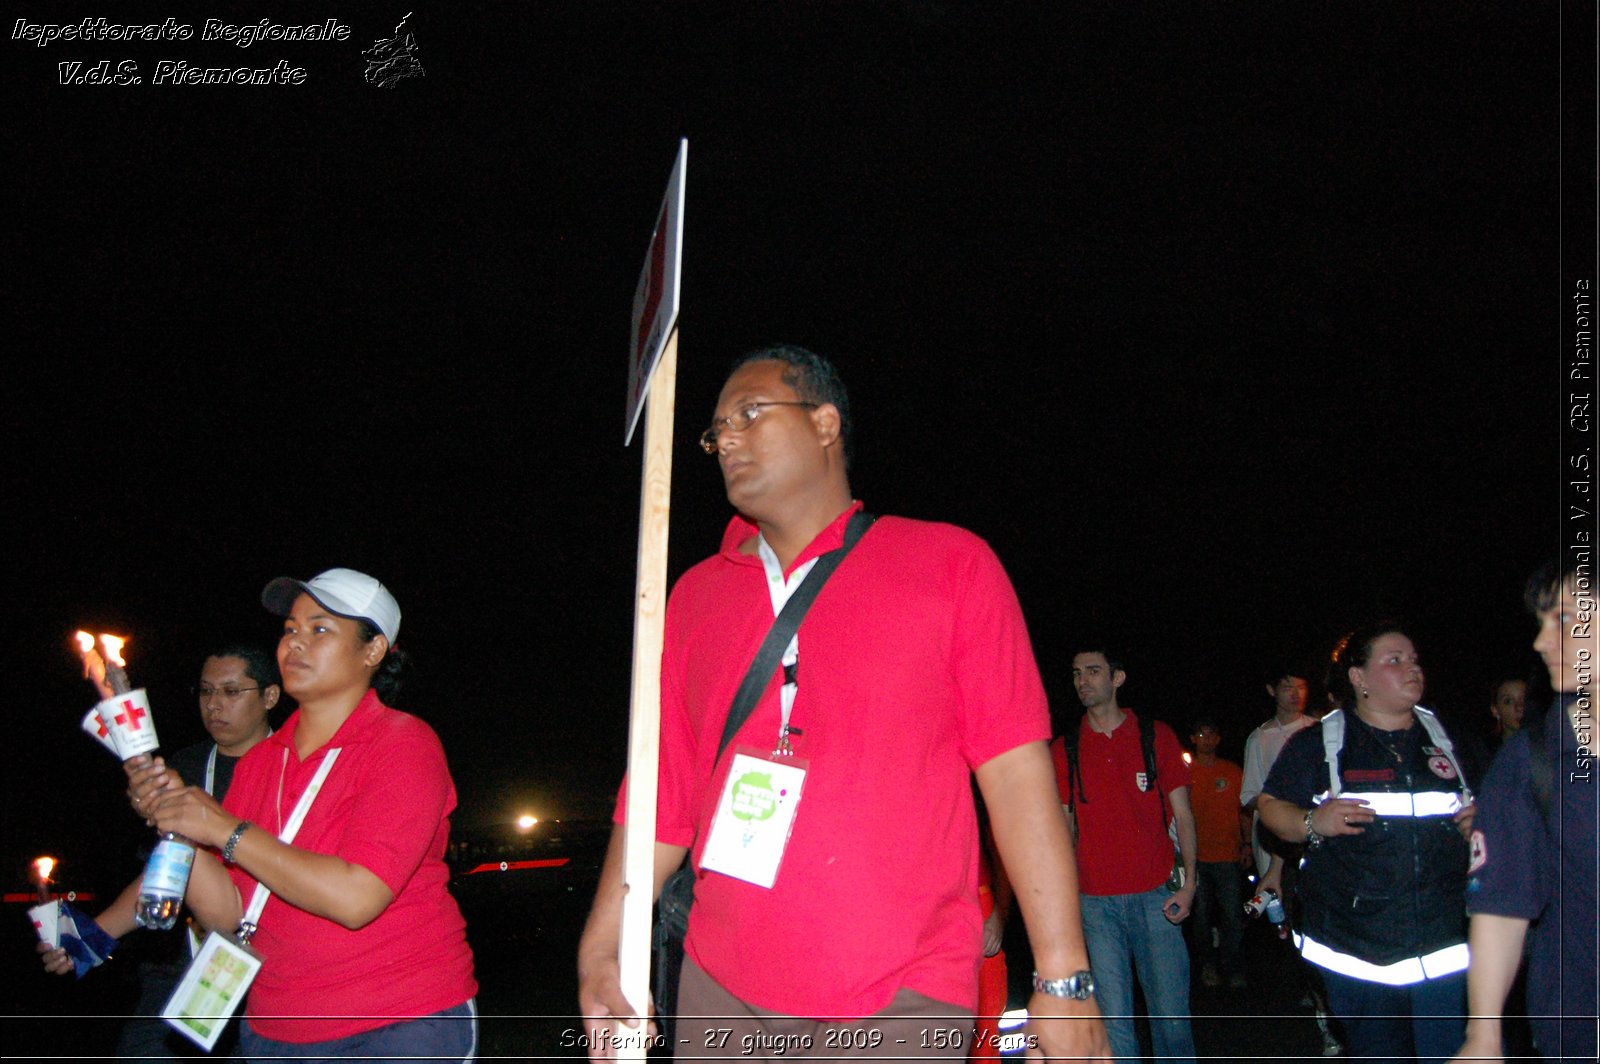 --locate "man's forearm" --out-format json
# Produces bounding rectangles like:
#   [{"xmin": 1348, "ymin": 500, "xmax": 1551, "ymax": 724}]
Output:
[
  {"xmin": 578, "ymin": 825, "xmax": 688, "ymax": 970},
  {"xmin": 95, "ymin": 876, "xmax": 143, "ymax": 939},
  {"xmin": 1461, "ymin": 913, "xmax": 1530, "ymax": 1046},
  {"xmin": 1171, "ymin": 791, "xmax": 1198, "ymax": 880},
  {"xmin": 976, "ymin": 742, "xmax": 1090, "ymax": 974}
]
